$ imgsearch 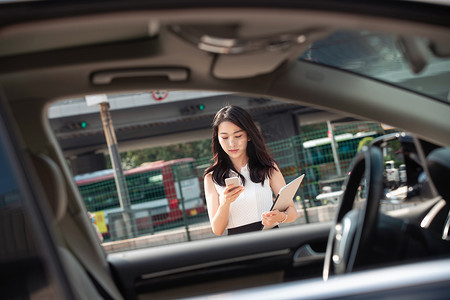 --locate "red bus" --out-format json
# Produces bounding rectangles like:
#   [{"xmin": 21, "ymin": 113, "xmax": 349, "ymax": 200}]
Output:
[{"xmin": 75, "ymin": 158, "xmax": 206, "ymax": 239}]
